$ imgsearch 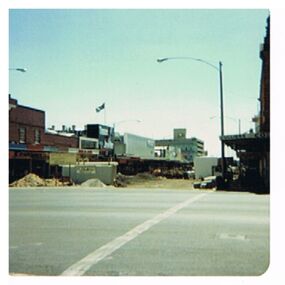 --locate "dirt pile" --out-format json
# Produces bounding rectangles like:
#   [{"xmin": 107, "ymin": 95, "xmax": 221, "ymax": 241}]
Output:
[
  {"xmin": 10, "ymin": 173, "xmax": 46, "ymax": 187},
  {"xmin": 81, "ymin": 179, "xmax": 106, "ymax": 188},
  {"xmin": 9, "ymin": 173, "xmax": 71, "ymax": 187}
]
